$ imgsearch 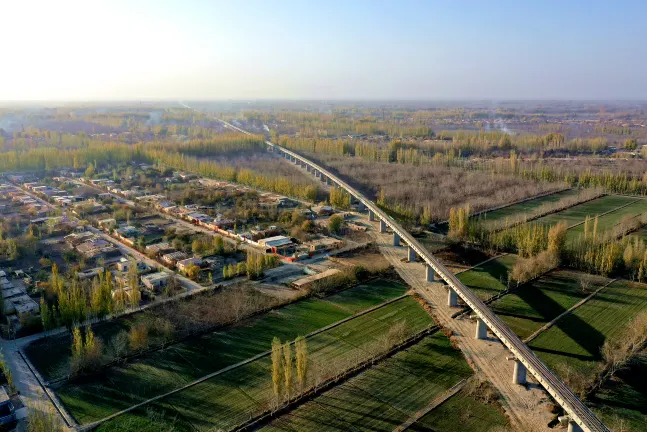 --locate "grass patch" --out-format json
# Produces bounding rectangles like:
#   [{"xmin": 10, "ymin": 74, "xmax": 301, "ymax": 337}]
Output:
[
  {"xmin": 566, "ymin": 199, "xmax": 647, "ymax": 241},
  {"xmin": 259, "ymin": 332, "xmax": 473, "ymax": 432},
  {"xmin": 533, "ymin": 195, "xmax": 636, "ymax": 228},
  {"xmin": 93, "ymin": 296, "xmax": 435, "ymax": 430},
  {"xmin": 591, "ymin": 356, "xmax": 647, "ymax": 432},
  {"xmin": 529, "ymin": 280, "xmax": 647, "ymax": 380},
  {"xmin": 409, "ymin": 387, "xmax": 509, "ymax": 432},
  {"xmin": 457, "ymin": 255, "xmax": 519, "ymax": 300},
  {"xmin": 476, "ymin": 189, "xmax": 578, "ymax": 223},
  {"xmin": 490, "ymin": 270, "xmax": 610, "ymax": 339}
]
